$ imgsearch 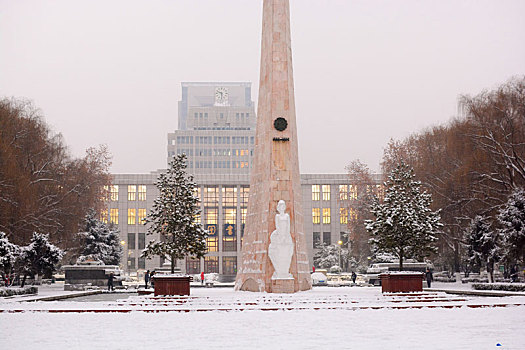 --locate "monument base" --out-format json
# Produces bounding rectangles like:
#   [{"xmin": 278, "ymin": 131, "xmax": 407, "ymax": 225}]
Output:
[{"xmin": 271, "ymin": 278, "xmax": 295, "ymax": 293}]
